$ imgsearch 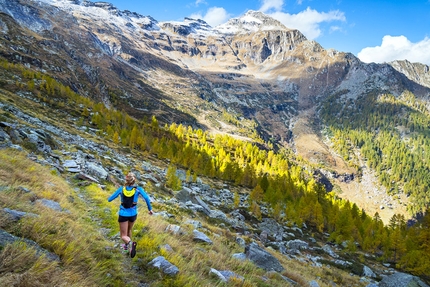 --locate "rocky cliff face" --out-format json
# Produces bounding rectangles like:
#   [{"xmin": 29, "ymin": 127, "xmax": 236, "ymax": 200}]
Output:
[{"xmin": 389, "ymin": 60, "xmax": 430, "ymax": 89}]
